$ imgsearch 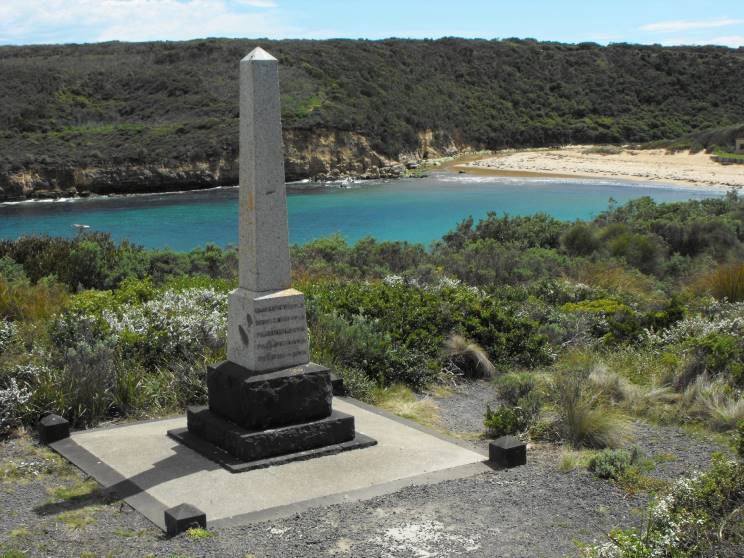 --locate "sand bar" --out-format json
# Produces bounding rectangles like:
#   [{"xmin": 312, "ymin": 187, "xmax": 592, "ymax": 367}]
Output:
[{"xmin": 459, "ymin": 146, "xmax": 744, "ymax": 190}]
